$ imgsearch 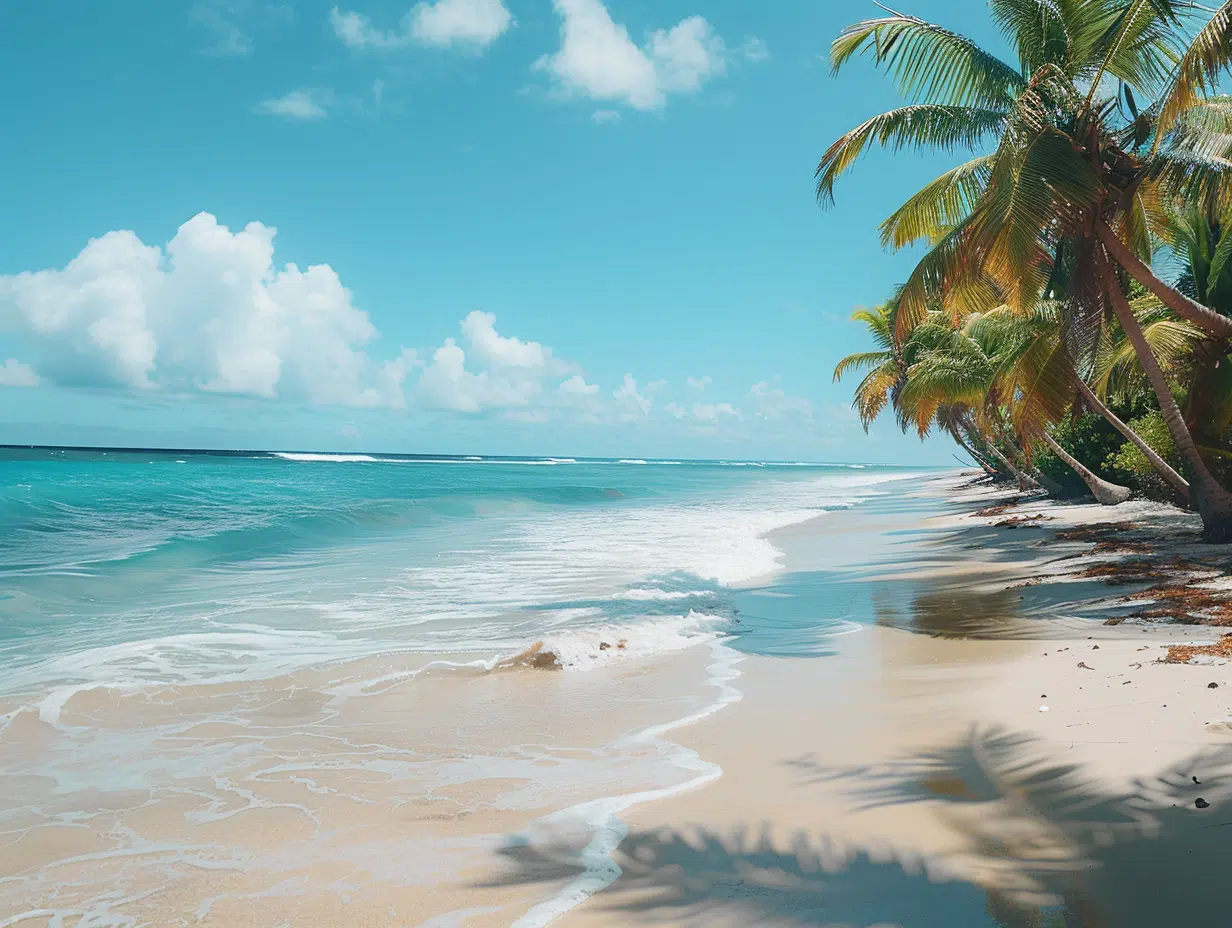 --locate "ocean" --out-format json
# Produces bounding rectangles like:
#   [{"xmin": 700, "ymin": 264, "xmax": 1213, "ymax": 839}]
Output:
[{"xmin": 0, "ymin": 447, "xmax": 934, "ymax": 926}]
